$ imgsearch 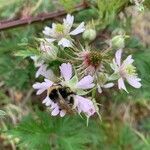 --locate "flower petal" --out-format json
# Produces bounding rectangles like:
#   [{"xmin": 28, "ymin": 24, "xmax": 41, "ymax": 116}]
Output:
[
  {"xmin": 58, "ymin": 38, "xmax": 72, "ymax": 47},
  {"xmin": 70, "ymin": 22, "xmax": 85, "ymax": 35},
  {"xmin": 74, "ymin": 95, "xmax": 95, "ymax": 117},
  {"xmin": 122, "ymin": 55, "xmax": 134, "ymax": 66},
  {"xmin": 118, "ymin": 77, "xmax": 128, "ymax": 93},
  {"xmin": 36, "ymin": 64, "xmax": 54, "ymax": 79},
  {"xmin": 76, "ymin": 75, "xmax": 95, "ymax": 89},
  {"xmin": 63, "ymin": 14, "xmax": 74, "ymax": 32},
  {"xmin": 60, "ymin": 110, "xmax": 66, "ymax": 117},
  {"xmin": 126, "ymin": 76, "xmax": 142, "ymax": 88},
  {"xmin": 33, "ymin": 79, "xmax": 53, "ymax": 95},
  {"xmin": 43, "ymin": 26, "xmax": 53, "ymax": 36},
  {"xmin": 115, "ymin": 49, "xmax": 122, "ymax": 66},
  {"xmin": 51, "ymin": 107, "xmax": 60, "ymax": 116},
  {"xmin": 59, "ymin": 63, "xmax": 72, "ymax": 81},
  {"xmin": 103, "ymin": 83, "xmax": 114, "ymax": 88},
  {"xmin": 42, "ymin": 96, "xmax": 53, "ymax": 106}
]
